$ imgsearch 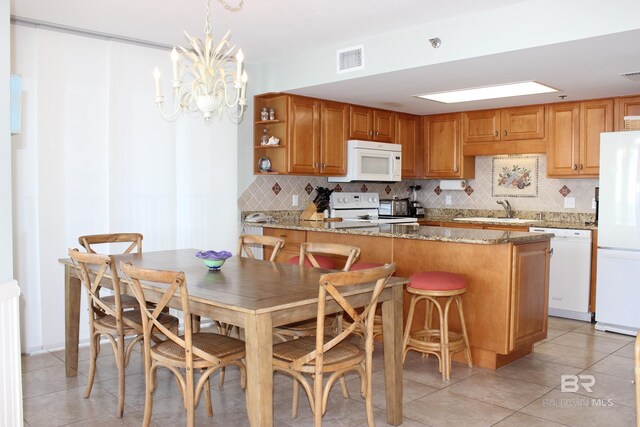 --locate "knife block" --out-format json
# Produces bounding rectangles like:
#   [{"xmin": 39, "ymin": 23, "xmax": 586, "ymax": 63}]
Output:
[{"xmin": 300, "ymin": 203, "xmax": 325, "ymax": 221}]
